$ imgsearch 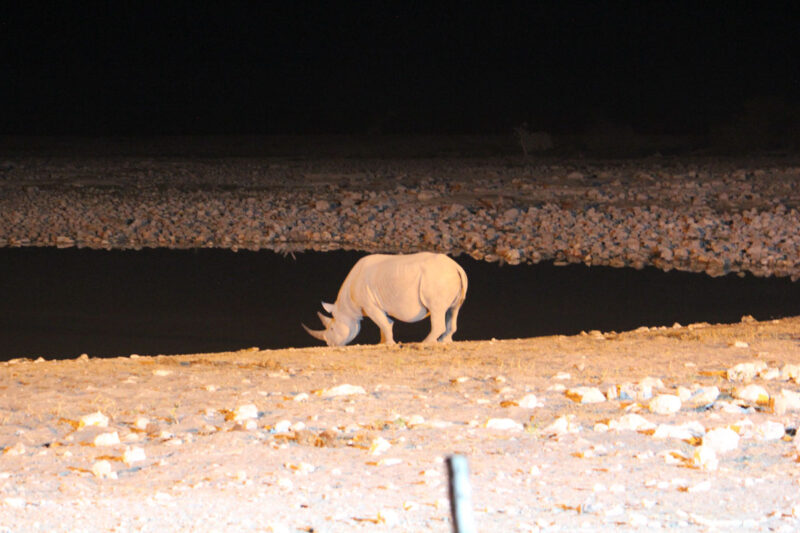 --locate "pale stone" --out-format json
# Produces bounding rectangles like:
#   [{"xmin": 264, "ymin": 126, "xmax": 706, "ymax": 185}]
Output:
[
  {"xmin": 484, "ymin": 418, "xmax": 523, "ymax": 431},
  {"xmin": 692, "ymin": 446, "xmax": 719, "ymax": 471},
  {"xmin": 233, "ymin": 404, "xmax": 259, "ymax": 421},
  {"xmin": 318, "ymin": 384, "xmax": 366, "ymax": 397},
  {"xmin": 79, "ymin": 411, "xmax": 109, "ymax": 428},
  {"xmin": 565, "ymin": 386, "xmax": 606, "ymax": 404},
  {"xmin": 732, "ymin": 384, "xmax": 770, "ymax": 405},
  {"xmin": 123, "ymin": 446, "xmax": 146, "ymax": 465},
  {"xmin": 369, "ymin": 437, "xmax": 392, "ymax": 455},
  {"xmin": 703, "ymin": 428, "xmax": 740, "ymax": 454},
  {"xmin": 518, "ymin": 394, "xmax": 543, "ymax": 408},
  {"xmin": 93, "ymin": 432, "xmax": 121, "ymax": 447},
  {"xmin": 608, "ymin": 414, "xmax": 656, "ymax": 432},
  {"xmin": 649, "ymin": 394, "xmax": 682, "ymax": 415},
  {"xmin": 727, "ymin": 361, "xmax": 767, "ymax": 381}
]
